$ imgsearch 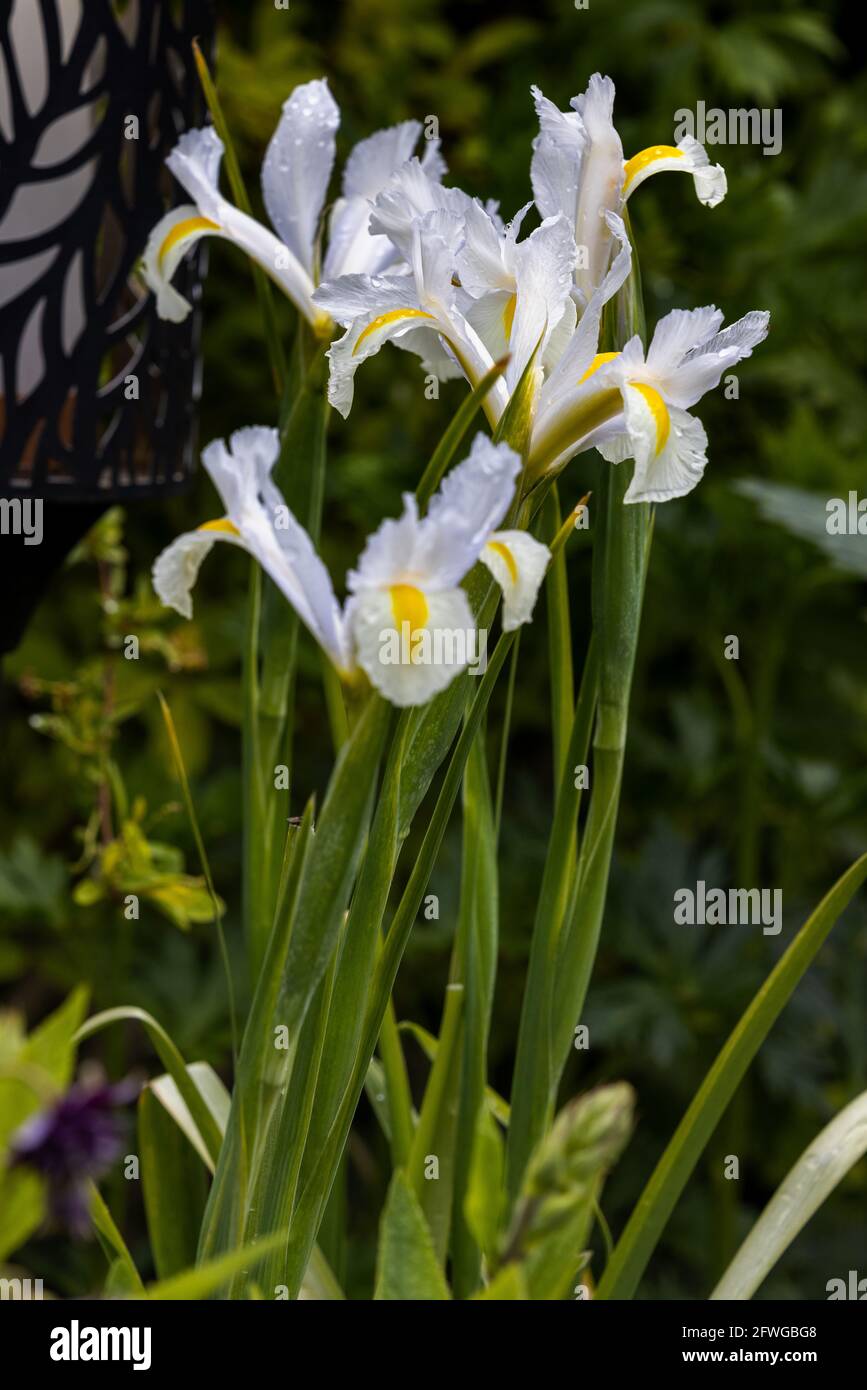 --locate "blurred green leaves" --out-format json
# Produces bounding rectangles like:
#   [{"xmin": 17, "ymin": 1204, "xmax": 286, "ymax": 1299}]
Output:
[
  {"xmin": 0, "ymin": 838, "xmax": 67, "ymax": 931},
  {"xmin": 737, "ymin": 479, "xmax": 867, "ymax": 579},
  {"xmin": 0, "ymin": 987, "xmax": 88, "ymax": 1259},
  {"xmin": 73, "ymin": 810, "xmax": 224, "ymax": 932}
]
